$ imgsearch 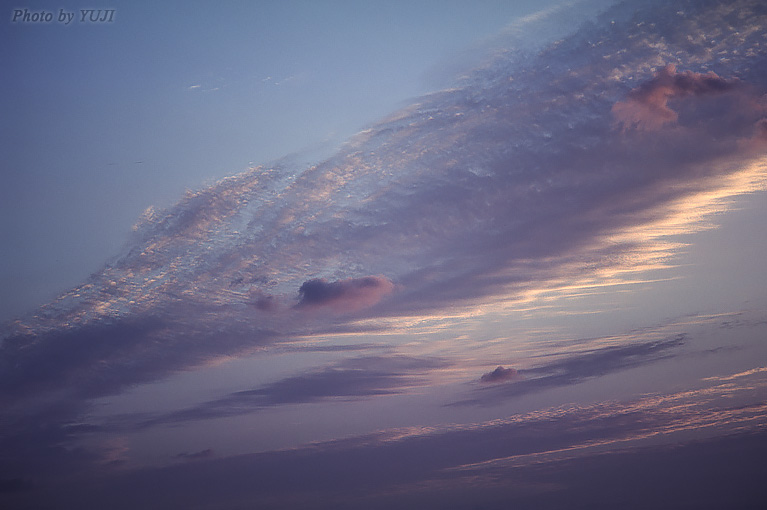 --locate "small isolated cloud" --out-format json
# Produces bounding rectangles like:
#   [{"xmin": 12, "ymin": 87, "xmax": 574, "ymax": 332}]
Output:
[
  {"xmin": 612, "ymin": 64, "xmax": 738, "ymax": 131},
  {"xmin": 296, "ymin": 276, "xmax": 395, "ymax": 313},
  {"xmin": 187, "ymin": 84, "xmax": 201, "ymax": 90},
  {"xmin": 480, "ymin": 366, "xmax": 519, "ymax": 384}
]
